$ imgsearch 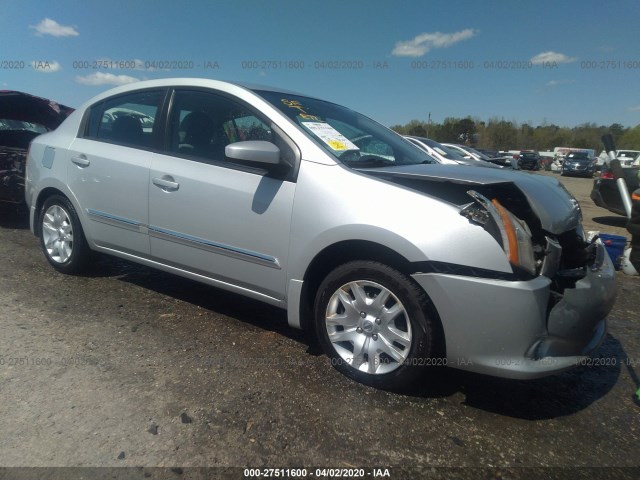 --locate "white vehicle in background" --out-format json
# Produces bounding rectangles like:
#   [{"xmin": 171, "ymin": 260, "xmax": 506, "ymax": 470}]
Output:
[
  {"xmin": 616, "ymin": 150, "xmax": 640, "ymax": 167},
  {"xmin": 595, "ymin": 151, "xmax": 610, "ymax": 171},
  {"xmin": 404, "ymin": 136, "xmax": 482, "ymax": 166},
  {"xmin": 596, "ymin": 149, "xmax": 640, "ymax": 169},
  {"xmin": 442, "ymin": 143, "xmax": 514, "ymax": 168},
  {"xmin": 554, "ymin": 147, "xmax": 596, "ymax": 159}
]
